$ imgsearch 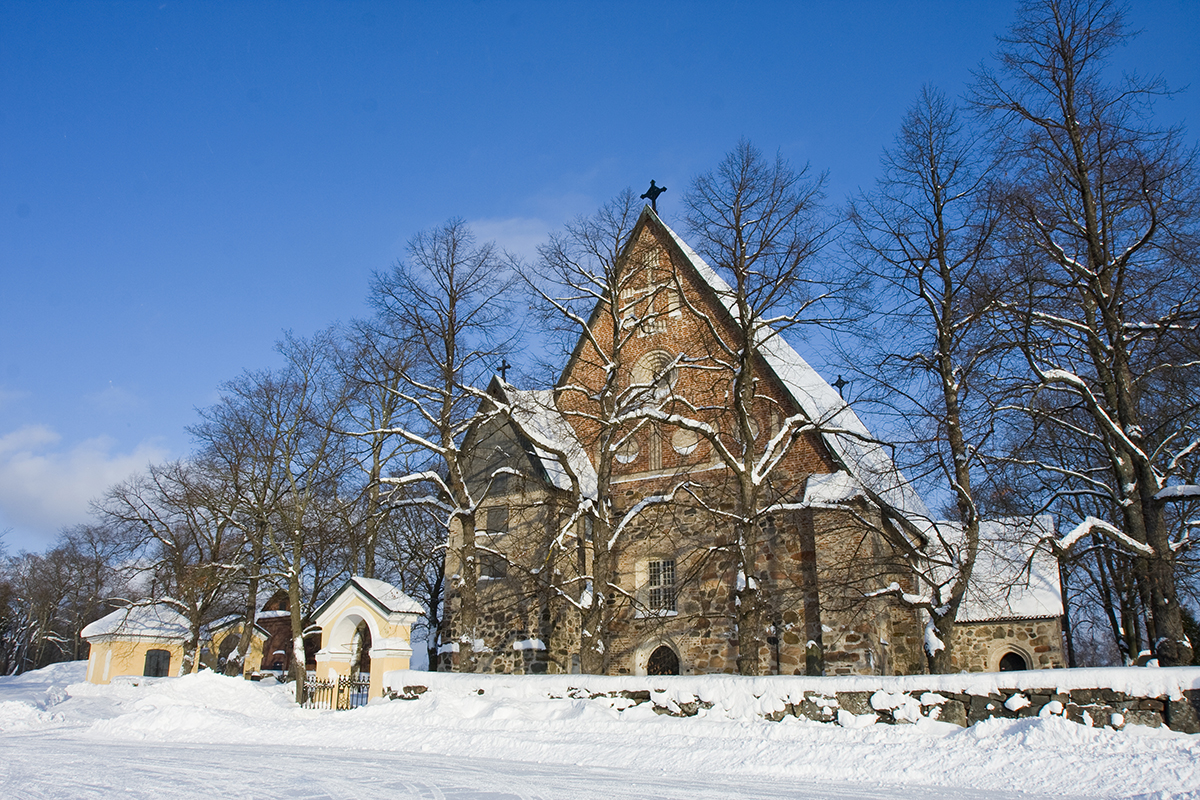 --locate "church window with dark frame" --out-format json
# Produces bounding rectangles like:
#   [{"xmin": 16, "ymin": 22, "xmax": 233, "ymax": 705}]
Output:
[
  {"xmin": 648, "ymin": 559, "xmax": 676, "ymax": 612},
  {"xmin": 479, "ymin": 551, "xmax": 508, "ymax": 580}
]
